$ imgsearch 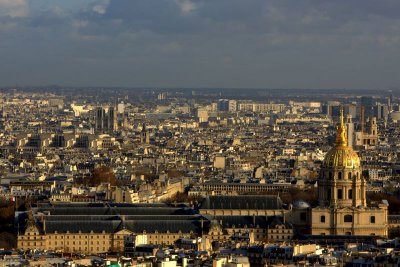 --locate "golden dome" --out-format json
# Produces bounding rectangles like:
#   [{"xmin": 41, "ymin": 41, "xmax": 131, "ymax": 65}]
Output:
[
  {"xmin": 323, "ymin": 145, "xmax": 361, "ymax": 168},
  {"xmin": 322, "ymin": 108, "xmax": 361, "ymax": 169}
]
